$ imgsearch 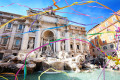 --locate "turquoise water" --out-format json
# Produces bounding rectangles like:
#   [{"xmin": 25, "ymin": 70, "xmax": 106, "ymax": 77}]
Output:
[{"xmin": 1, "ymin": 69, "xmax": 120, "ymax": 80}]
